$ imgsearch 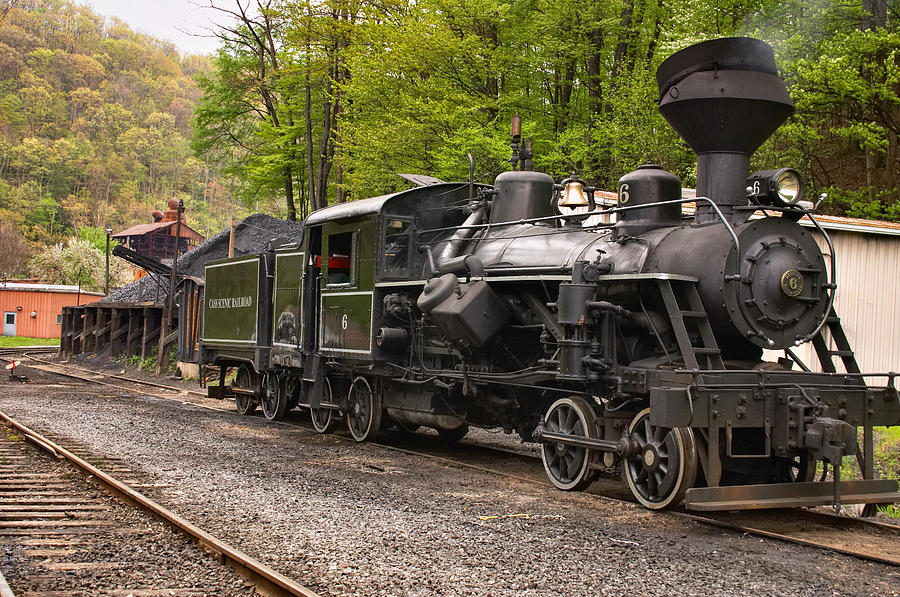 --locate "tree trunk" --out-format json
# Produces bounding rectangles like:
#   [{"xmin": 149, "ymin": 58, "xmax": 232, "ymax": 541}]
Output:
[
  {"xmin": 284, "ymin": 165, "xmax": 296, "ymax": 220},
  {"xmin": 315, "ymin": 72, "xmax": 334, "ymax": 211},
  {"xmin": 612, "ymin": 0, "xmax": 634, "ymax": 82}
]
